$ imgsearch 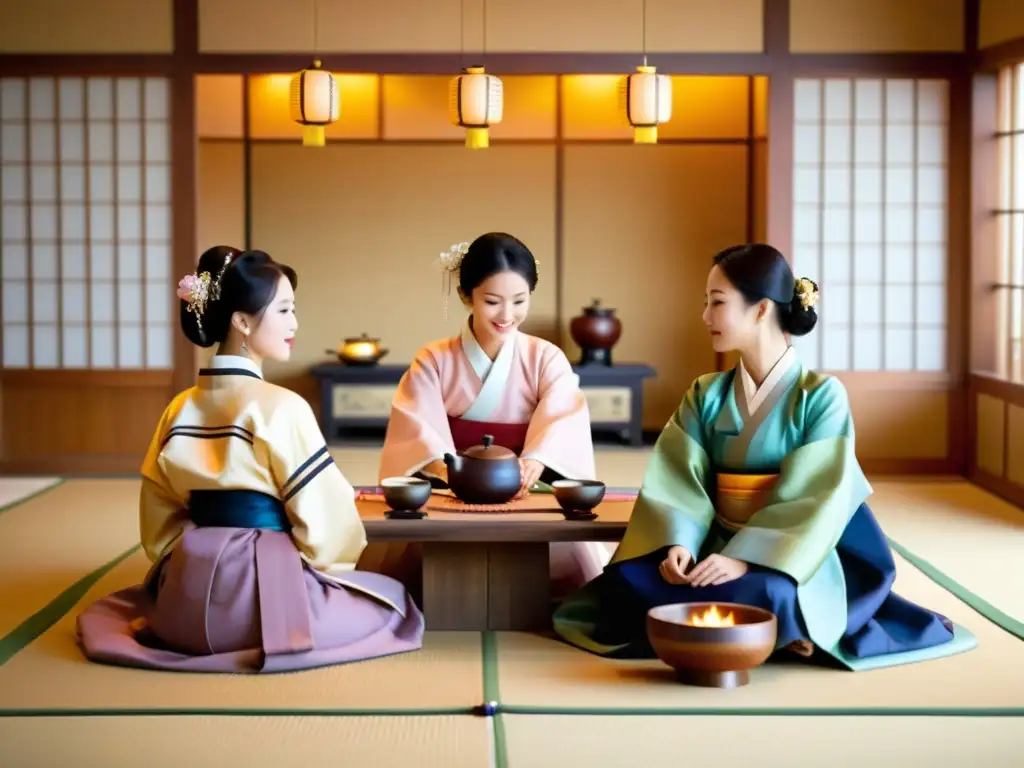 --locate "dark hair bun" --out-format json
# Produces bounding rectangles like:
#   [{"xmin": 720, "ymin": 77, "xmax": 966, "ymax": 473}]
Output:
[
  {"xmin": 780, "ymin": 291, "xmax": 818, "ymax": 336},
  {"xmin": 458, "ymin": 232, "xmax": 539, "ymax": 297},
  {"xmin": 179, "ymin": 246, "xmax": 297, "ymax": 348}
]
